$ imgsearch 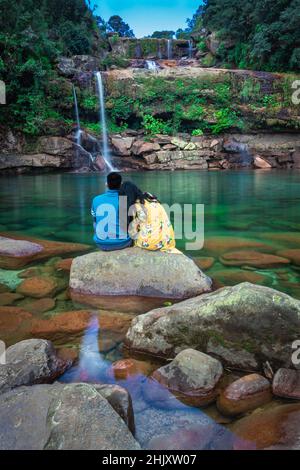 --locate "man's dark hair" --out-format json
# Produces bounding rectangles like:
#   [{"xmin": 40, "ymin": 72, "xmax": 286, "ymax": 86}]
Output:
[{"xmin": 107, "ymin": 172, "xmax": 122, "ymax": 190}]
